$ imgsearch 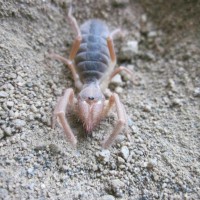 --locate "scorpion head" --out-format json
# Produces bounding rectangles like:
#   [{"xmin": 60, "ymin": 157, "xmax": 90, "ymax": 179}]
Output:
[{"xmin": 77, "ymin": 82, "xmax": 105, "ymax": 133}]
